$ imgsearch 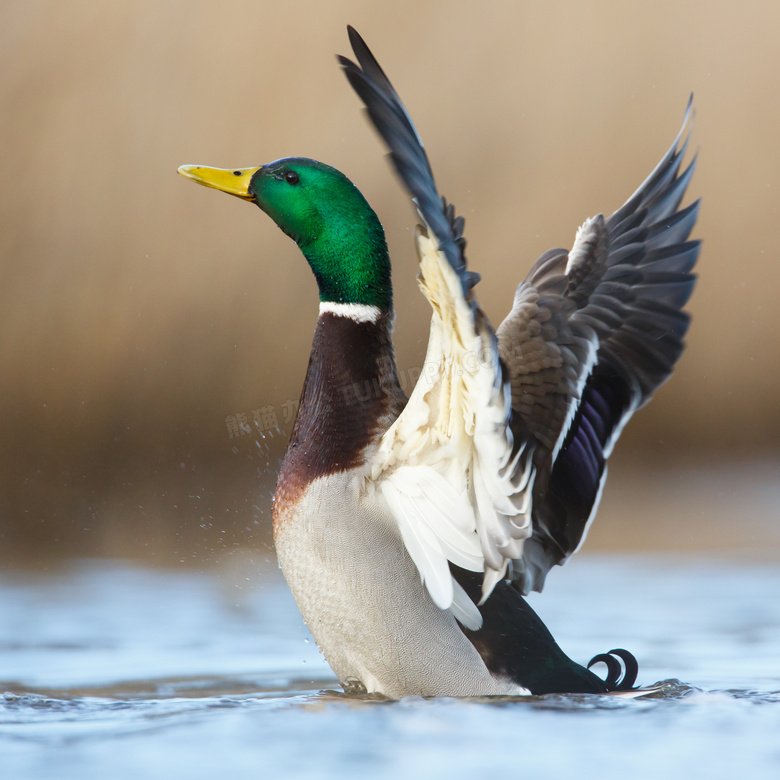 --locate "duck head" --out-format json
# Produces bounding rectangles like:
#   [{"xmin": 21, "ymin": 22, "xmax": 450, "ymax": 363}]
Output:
[{"xmin": 178, "ymin": 158, "xmax": 392, "ymax": 311}]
